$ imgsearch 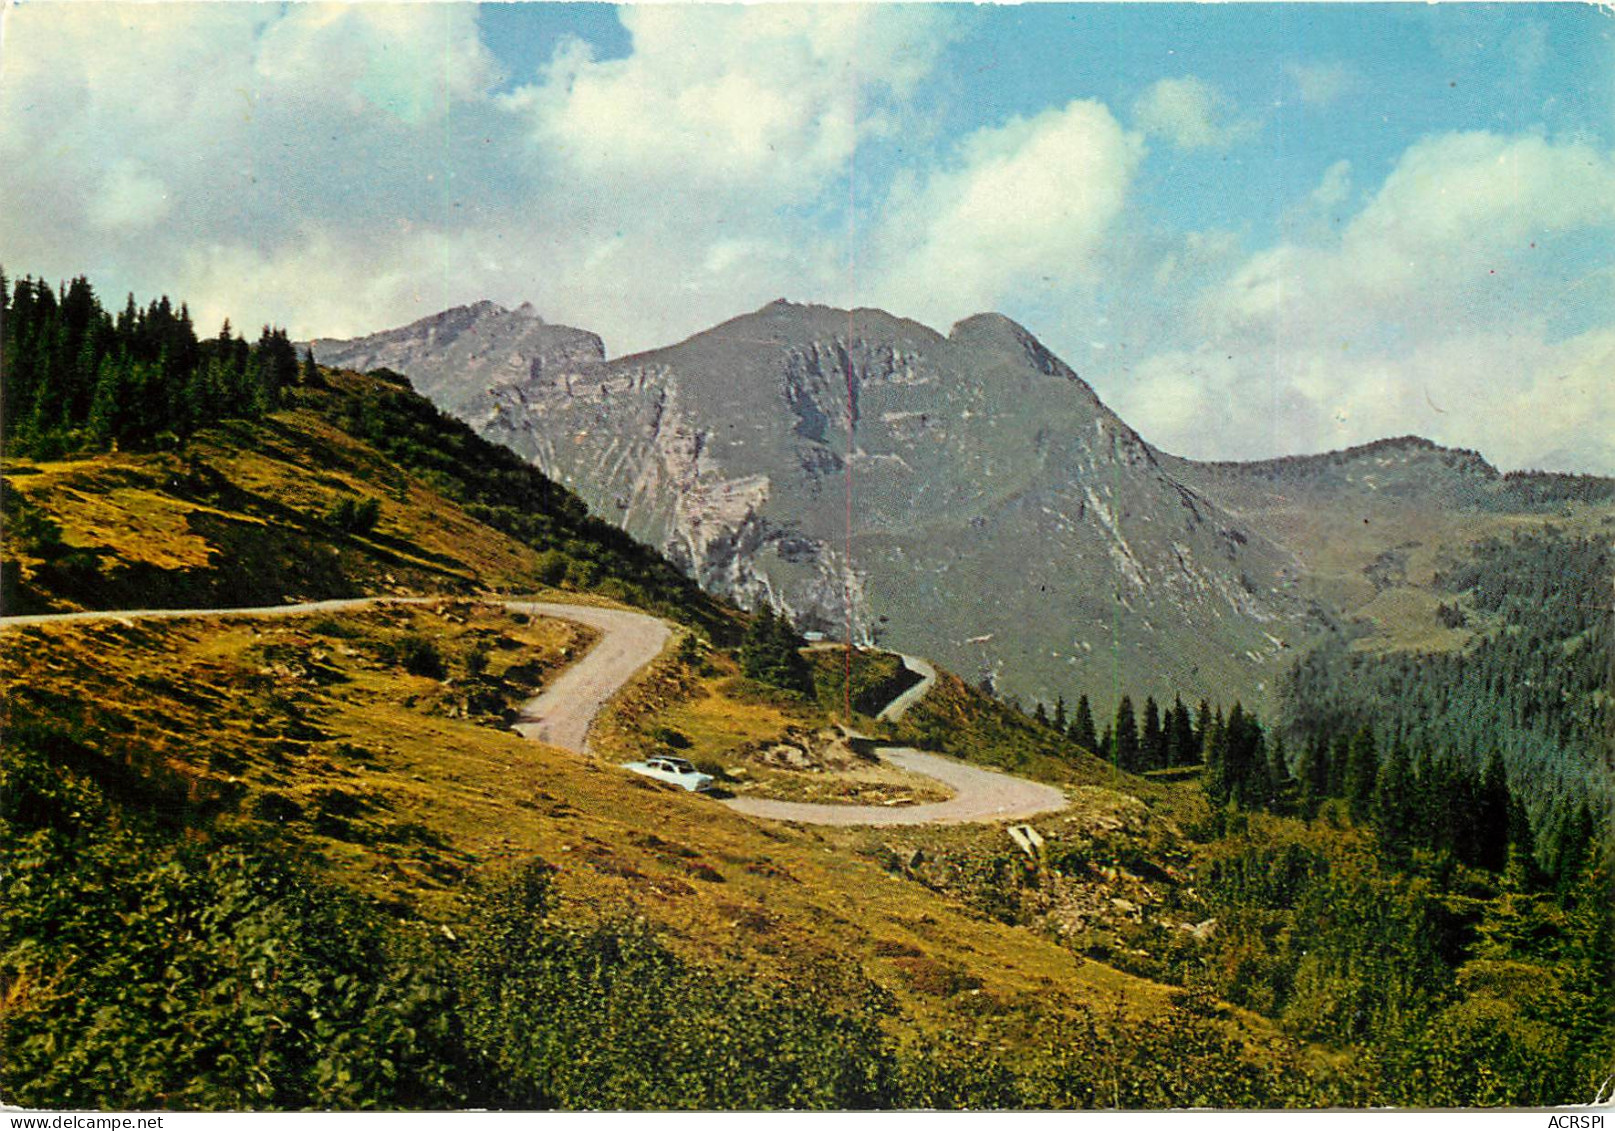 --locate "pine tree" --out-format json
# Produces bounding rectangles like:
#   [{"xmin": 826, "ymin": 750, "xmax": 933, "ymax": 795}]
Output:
[
  {"xmin": 1372, "ymin": 741, "xmax": 1415, "ymax": 863},
  {"xmin": 86, "ymin": 354, "xmax": 127, "ymax": 448},
  {"xmin": 1344, "ymin": 726, "xmax": 1379, "ymax": 822},
  {"xmin": 1166, "ymin": 696, "xmax": 1194, "ymax": 767},
  {"xmin": 1504, "ymin": 787, "xmax": 1540, "ymax": 891},
  {"xmin": 1194, "ymin": 699, "xmax": 1212, "ymax": 757},
  {"xmin": 301, "ymin": 346, "xmax": 325, "ymax": 389},
  {"xmin": 1296, "ymin": 735, "xmax": 1329, "ymax": 820},
  {"xmin": 738, "ymin": 604, "xmax": 811, "ymax": 695},
  {"xmin": 1266, "ymin": 733, "xmax": 1293, "ymax": 814},
  {"xmin": 1550, "ymin": 802, "xmax": 1597, "ymax": 894},
  {"xmin": 1476, "ymin": 755, "xmax": 1512, "ymax": 873},
  {"xmin": 1071, "ymin": 694, "xmax": 1098, "ymax": 754},
  {"xmin": 1052, "ymin": 695, "xmax": 1067, "ymax": 735},
  {"xmin": 1205, "ymin": 706, "xmax": 1234, "ymax": 807},
  {"xmin": 1032, "ymin": 701, "xmax": 1049, "ymax": 728},
  {"xmin": 739, "ymin": 605, "xmax": 779, "ymax": 682},
  {"xmin": 1113, "ymin": 695, "xmax": 1139, "ymax": 772},
  {"xmin": 1142, "ymin": 696, "xmax": 1164, "ymax": 771},
  {"xmin": 1218, "ymin": 703, "xmax": 1267, "ymax": 809},
  {"xmin": 1327, "ymin": 732, "xmax": 1352, "ymax": 798}
]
